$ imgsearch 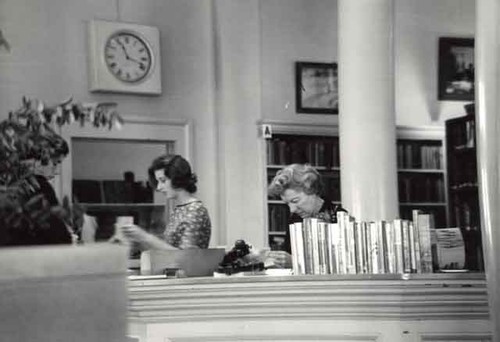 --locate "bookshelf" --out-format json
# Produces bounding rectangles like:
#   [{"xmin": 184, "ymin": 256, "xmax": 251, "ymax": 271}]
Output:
[
  {"xmin": 396, "ymin": 138, "xmax": 448, "ymax": 227},
  {"xmin": 263, "ymin": 123, "xmax": 449, "ymax": 252},
  {"xmin": 445, "ymin": 113, "xmax": 483, "ymax": 271},
  {"xmin": 265, "ymin": 129, "xmax": 340, "ymax": 251}
]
